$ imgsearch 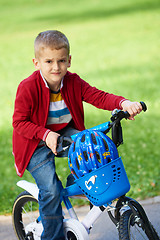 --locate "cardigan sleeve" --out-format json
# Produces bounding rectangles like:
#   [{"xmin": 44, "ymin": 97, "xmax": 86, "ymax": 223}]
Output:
[
  {"xmin": 12, "ymin": 82, "xmax": 49, "ymax": 141},
  {"xmin": 80, "ymin": 79, "xmax": 126, "ymax": 111}
]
